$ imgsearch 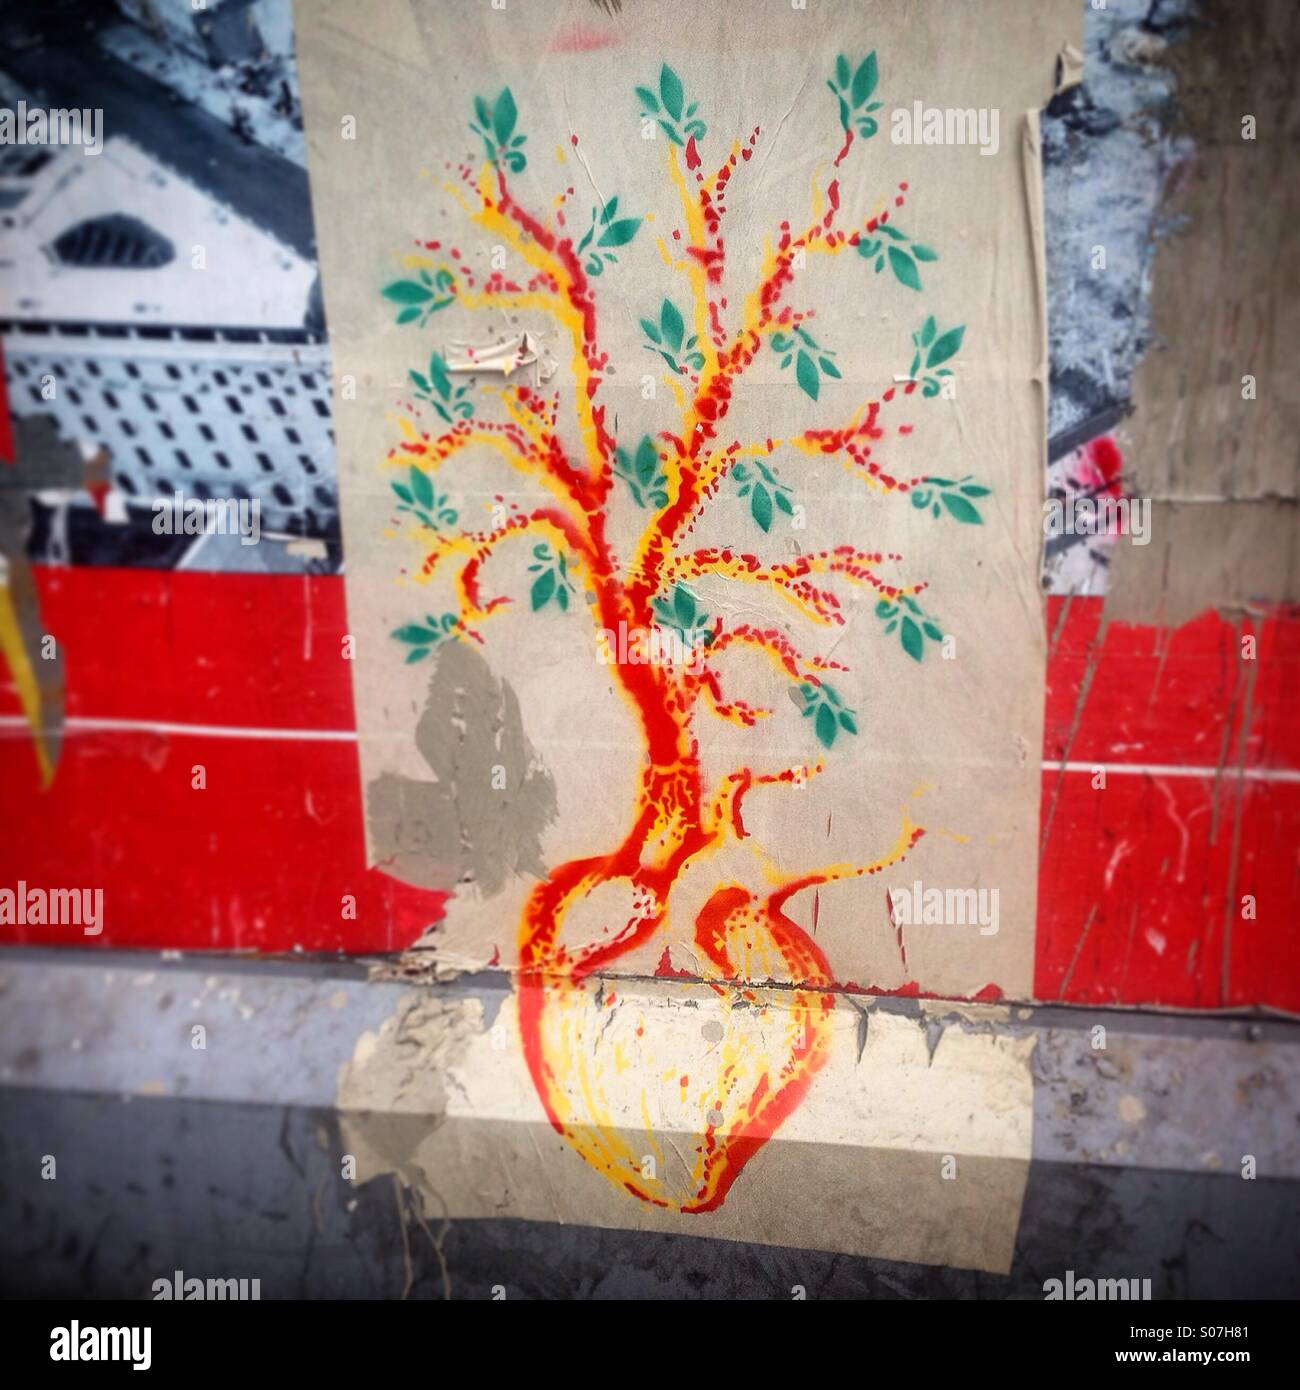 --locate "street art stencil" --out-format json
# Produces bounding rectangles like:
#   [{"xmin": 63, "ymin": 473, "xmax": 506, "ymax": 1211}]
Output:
[
  {"xmin": 373, "ymin": 59, "xmax": 987, "ymax": 1211},
  {"xmin": 301, "ymin": 0, "xmax": 1064, "ymax": 1236}
]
